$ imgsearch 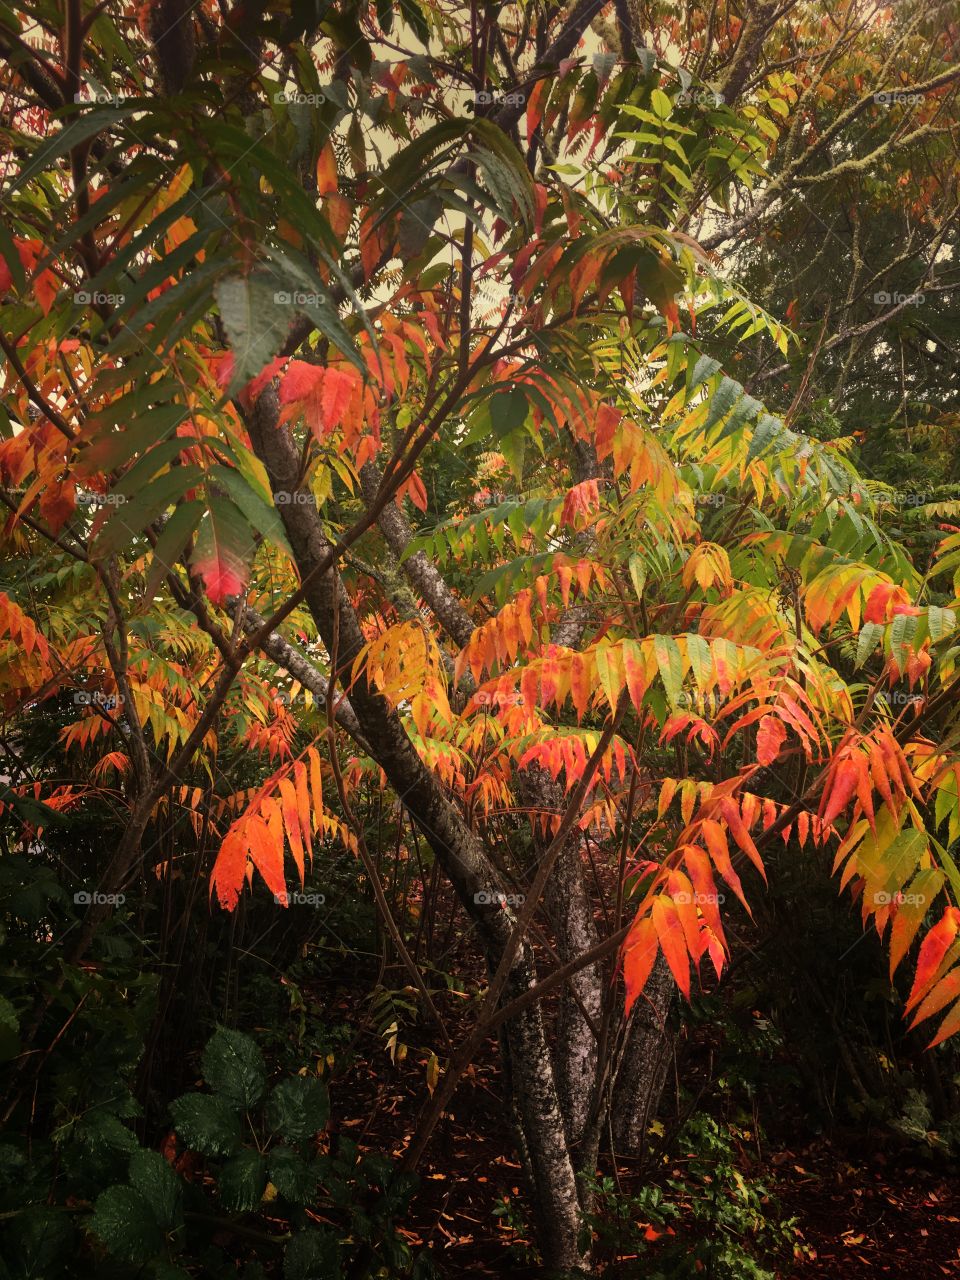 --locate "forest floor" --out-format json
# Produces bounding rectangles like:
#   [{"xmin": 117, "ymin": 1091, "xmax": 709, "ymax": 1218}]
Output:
[{"xmin": 332, "ymin": 1018, "xmax": 960, "ymax": 1277}]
